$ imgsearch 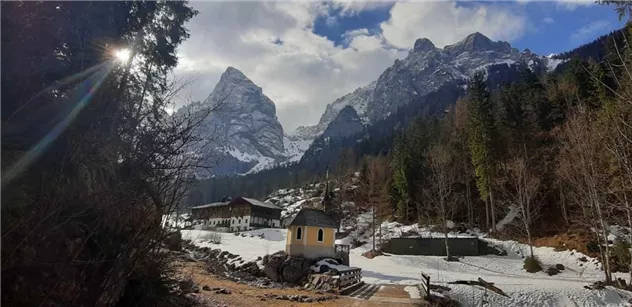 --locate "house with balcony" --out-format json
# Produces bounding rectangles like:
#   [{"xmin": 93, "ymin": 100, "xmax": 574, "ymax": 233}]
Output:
[{"xmin": 190, "ymin": 197, "xmax": 282, "ymax": 232}]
